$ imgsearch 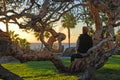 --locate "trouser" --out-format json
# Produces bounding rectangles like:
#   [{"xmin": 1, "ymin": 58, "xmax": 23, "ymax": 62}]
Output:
[{"xmin": 71, "ymin": 53, "xmax": 84, "ymax": 62}]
